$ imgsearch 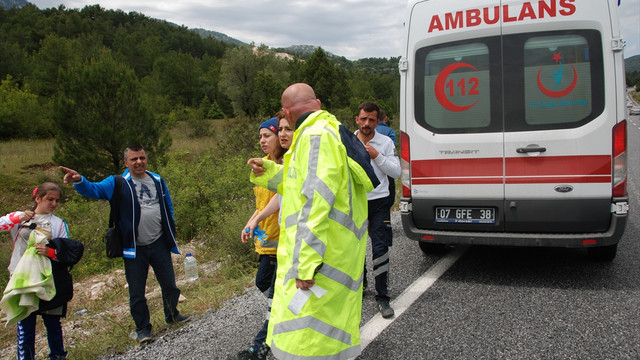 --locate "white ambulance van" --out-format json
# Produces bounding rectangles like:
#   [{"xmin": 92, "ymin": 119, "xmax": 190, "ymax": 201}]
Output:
[{"xmin": 399, "ymin": 0, "xmax": 628, "ymax": 260}]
